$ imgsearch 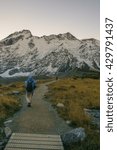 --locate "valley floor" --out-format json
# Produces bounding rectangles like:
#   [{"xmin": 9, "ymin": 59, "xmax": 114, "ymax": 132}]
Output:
[{"xmin": 0, "ymin": 78, "xmax": 100, "ymax": 150}]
